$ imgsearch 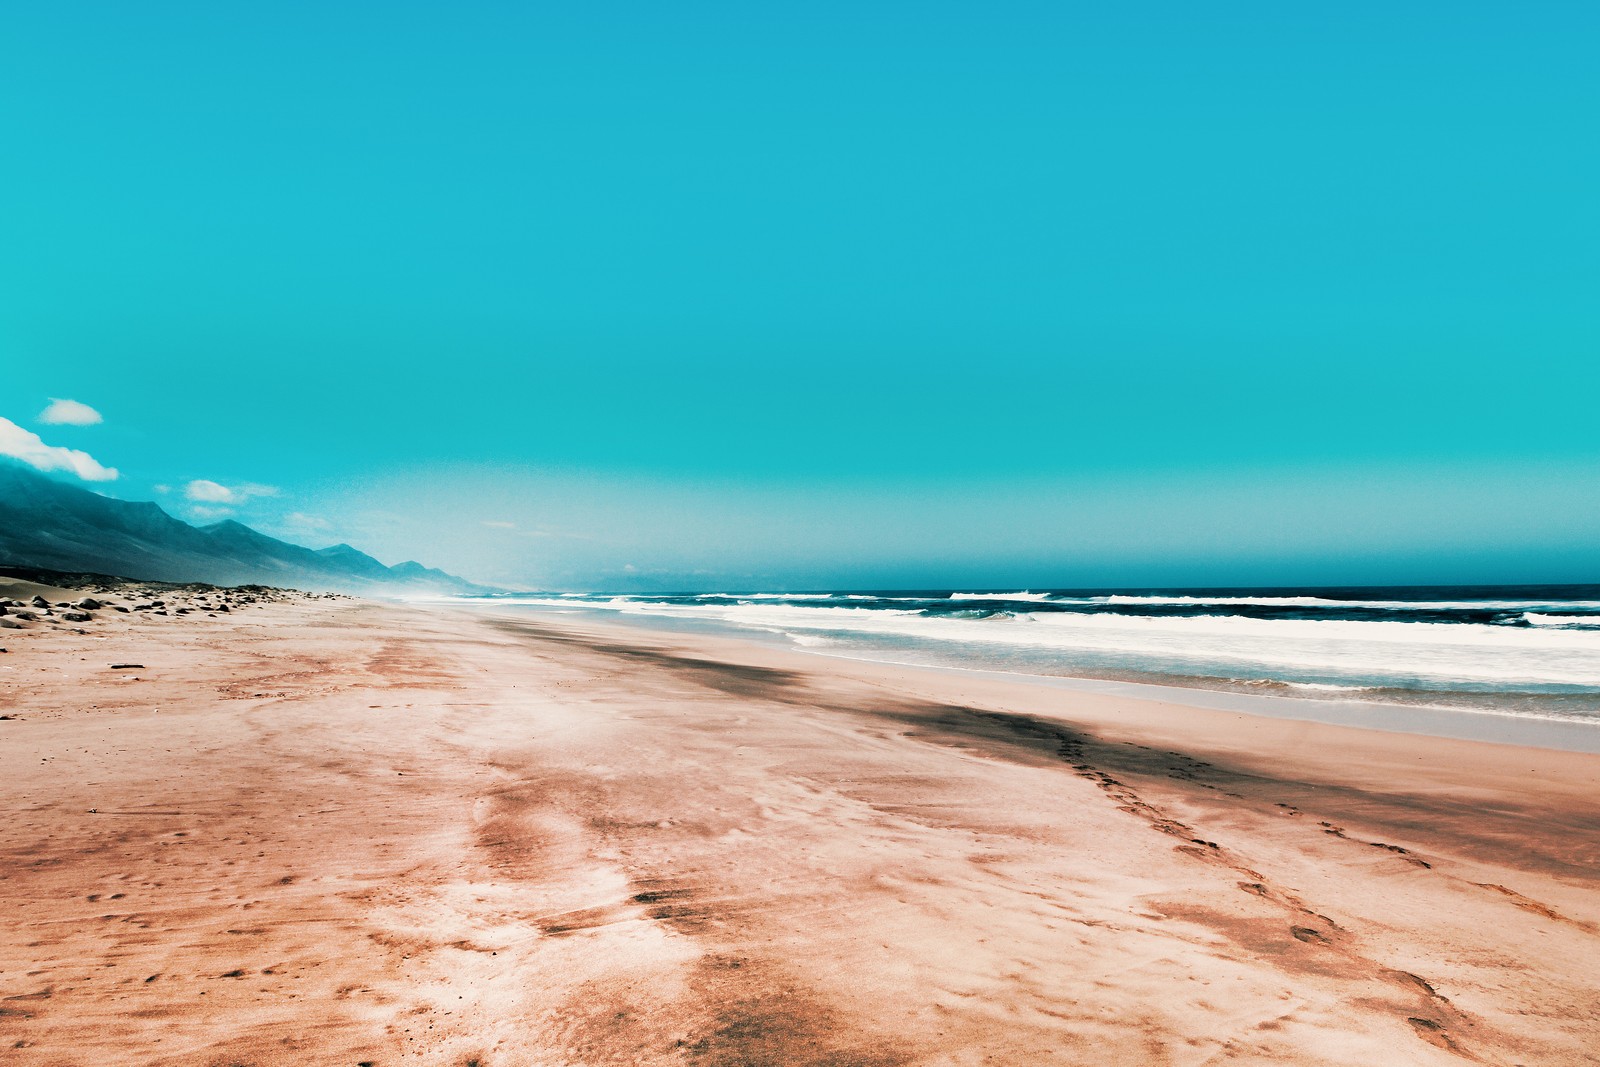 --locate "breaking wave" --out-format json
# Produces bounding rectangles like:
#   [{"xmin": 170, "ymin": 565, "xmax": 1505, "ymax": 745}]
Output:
[{"xmin": 456, "ymin": 583, "xmax": 1600, "ymax": 724}]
